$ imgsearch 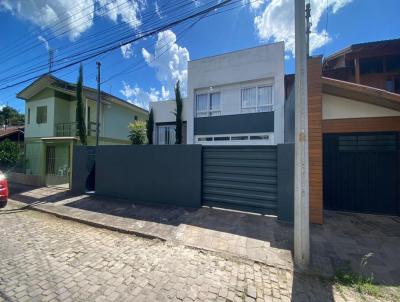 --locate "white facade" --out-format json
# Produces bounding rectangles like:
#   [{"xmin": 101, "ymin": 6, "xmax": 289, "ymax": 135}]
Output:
[
  {"xmin": 151, "ymin": 42, "xmax": 285, "ymax": 145},
  {"xmin": 322, "ymin": 94, "xmax": 400, "ymax": 119}
]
